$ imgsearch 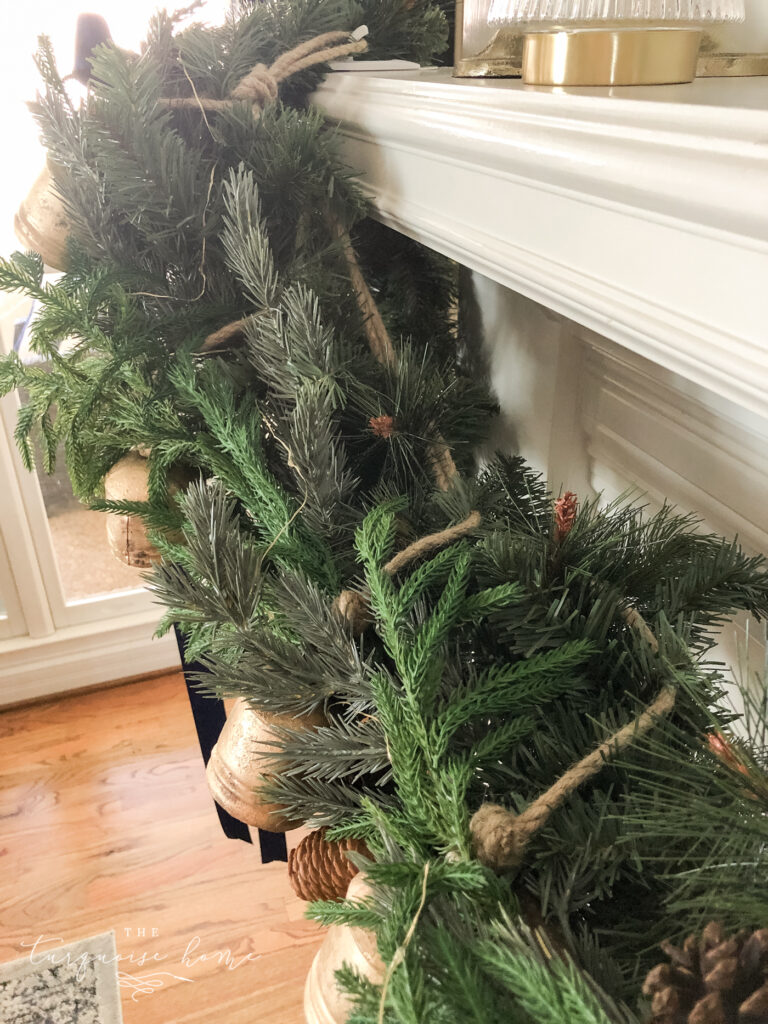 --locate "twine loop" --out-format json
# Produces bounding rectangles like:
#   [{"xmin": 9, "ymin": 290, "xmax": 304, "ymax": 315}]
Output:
[
  {"xmin": 231, "ymin": 65, "xmax": 280, "ymax": 107},
  {"xmin": 470, "ymin": 609, "xmax": 673, "ymax": 873},
  {"xmin": 335, "ymin": 512, "xmax": 482, "ymax": 636},
  {"xmin": 162, "ymin": 29, "xmax": 368, "ymax": 115}
]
